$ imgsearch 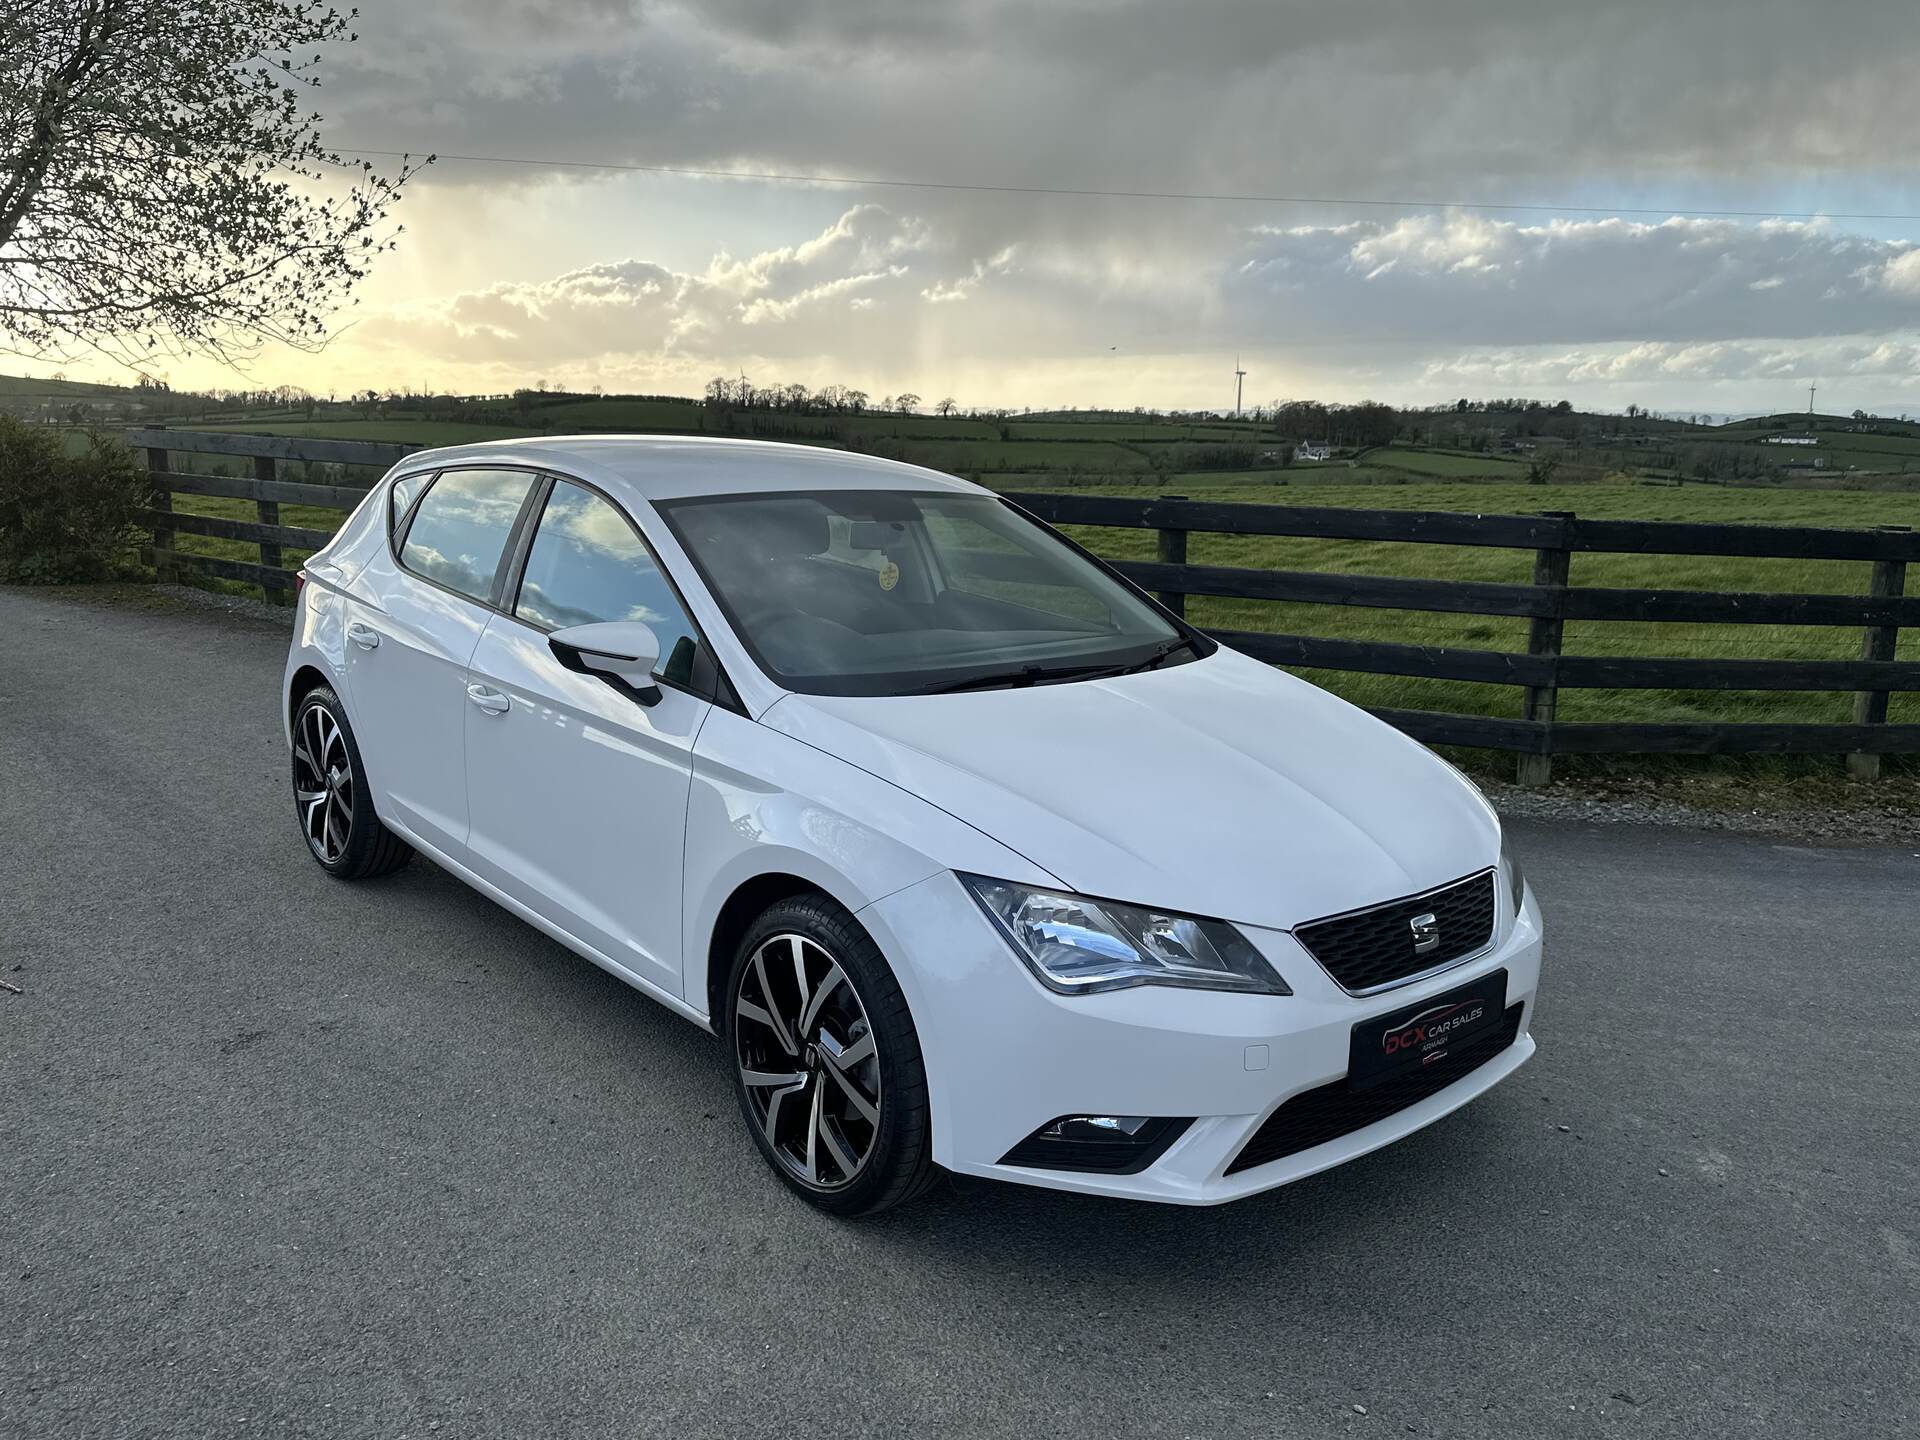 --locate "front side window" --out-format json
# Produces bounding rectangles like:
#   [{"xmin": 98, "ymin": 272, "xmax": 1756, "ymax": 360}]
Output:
[
  {"xmin": 514, "ymin": 480, "xmax": 702, "ymax": 685},
  {"xmin": 397, "ymin": 468, "xmax": 535, "ymax": 603},
  {"xmin": 657, "ymin": 490, "xmax": 1191, "ymax": 696}
]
